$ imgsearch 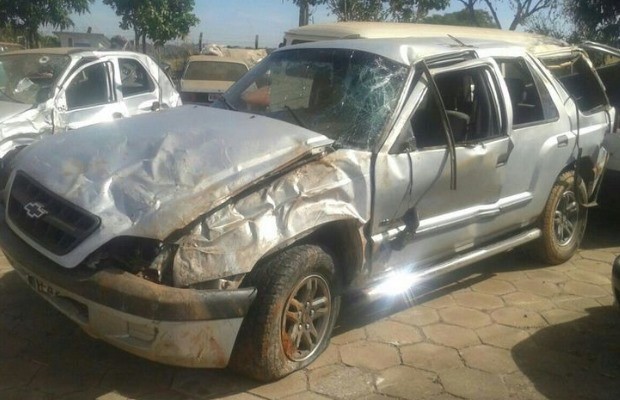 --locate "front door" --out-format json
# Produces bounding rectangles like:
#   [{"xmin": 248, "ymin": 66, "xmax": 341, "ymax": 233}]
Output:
[
  {"xmin": 55, "ymin": 60, "xmax": 125, "ymax": 131},
  {"xmin": 370, "ymin": 59, "xmax": 511, "ymax": 277}
]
